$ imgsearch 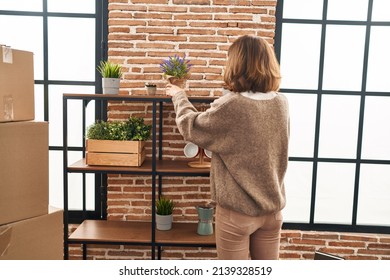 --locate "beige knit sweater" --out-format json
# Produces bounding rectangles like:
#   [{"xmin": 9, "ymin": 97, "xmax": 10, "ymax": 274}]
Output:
[{"xmin": 172, "ymin": 90, "xmax": 289, "ymax": 216}]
